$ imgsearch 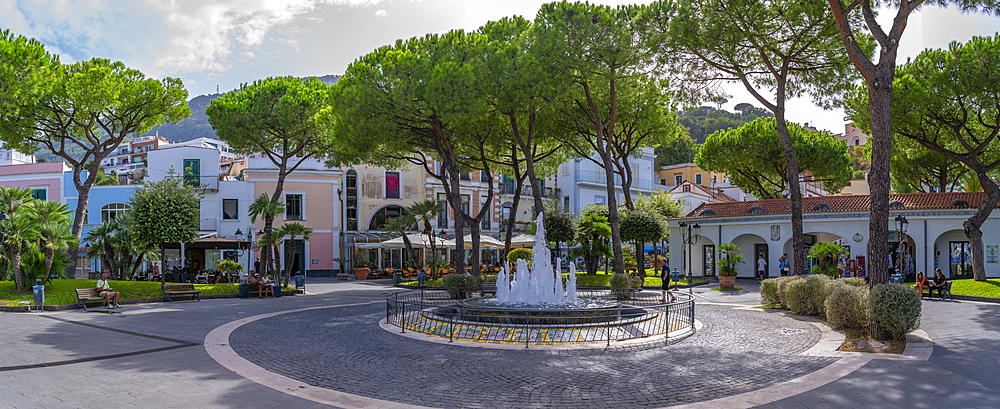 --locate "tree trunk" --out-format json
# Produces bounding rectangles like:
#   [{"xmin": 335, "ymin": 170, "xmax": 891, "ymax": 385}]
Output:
[
  {"xmin": 503, "ymin": 173, "xmax": 526, "ymax": 255},
  {"xmin": 44, "ymin": 248, "xmax": 54, "ymax": 279},
  {"xmin": 402, "ymin": 234, "xmax": 418, "ymax": 271},
  {"xmin": 284, "ymin": 238, "xmax": 296, "ymax": 287},
  {"xmin": 160, "ymin": 245, "xmax": 166, "ymax": 285},
  {"xmin": 66, "ymin": 169, "xmax": 97, "ymax": 279},
  {"xmin": 446, "ymin": 161, "xmax": 465, "ymax": 276},
  {"xmin": 601, "ymin": 148, "xmax": 625, "ymax": 275},
  {"xmin": 773, "ymin": 114, "xmax": 806, "ymax": 276},
  {"xmin": 866, "ymin": 67, "xmax": 894, "ymax": 287},
  {"xmin": 510, "ymin": 113, "xmax": 546, "ymax": 217},
  {"xmin": 265, "ymin": 167, "xmax": 289, "ymax": 283},
  {"xmin": 965, "ymin": 171, "xmax": 999, "ymax": 281}
]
